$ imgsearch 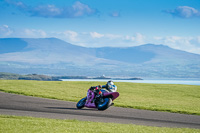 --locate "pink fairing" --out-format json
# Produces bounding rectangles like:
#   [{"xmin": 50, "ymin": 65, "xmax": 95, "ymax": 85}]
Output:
[
  {"xmin": 84, "ymin": 89, "xmax": 119, "ymax": 108},
  {"xmin": 84, "ymin": 89, "xmax": 96, "ymax": 108},
  {"xmin": 103, "ymin": 92, "xmax": 119, "ymax": 100}
]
